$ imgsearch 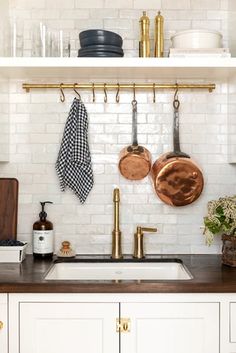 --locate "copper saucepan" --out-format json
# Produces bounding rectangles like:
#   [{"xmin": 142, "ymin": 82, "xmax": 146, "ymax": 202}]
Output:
[
  {"xmin": 151, "ymin": 95, "xmax": 204, "ymax": 206},
  {"xmin": 119, "ymin": 99, "xmax": 151, "ymax": 180}
]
